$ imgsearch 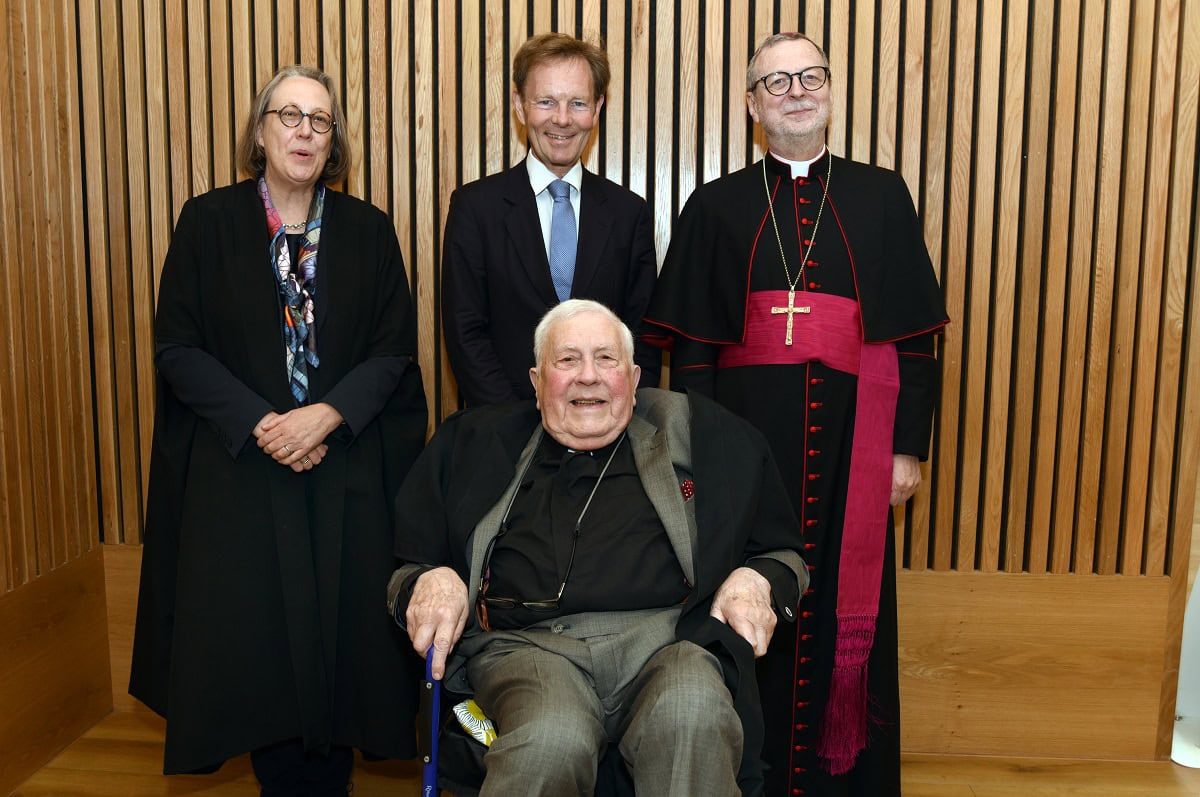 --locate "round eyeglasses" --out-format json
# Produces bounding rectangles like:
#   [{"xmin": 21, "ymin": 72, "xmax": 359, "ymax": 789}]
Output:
[
  {"xmin": 265, "ymin": 104, "xmax": 335, "ymax": 134},
  {"xmin": 757, "ymin": 66, "xmax": 830, "ymax": 96}
]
